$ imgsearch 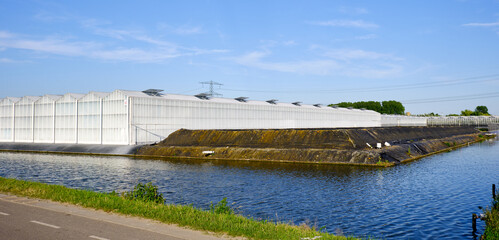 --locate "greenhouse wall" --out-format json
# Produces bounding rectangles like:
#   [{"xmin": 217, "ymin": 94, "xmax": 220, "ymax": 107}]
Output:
[
  {"xmin": 129, "ymin": 93, "xmax": 381, "ymax": 145},
  {"xmin": 102, "ymin": 90, "xmax": 129, "ymax": 145},
  {"xmin": 34, "ymin": 95, "xmax": 61, "ymax": 143},
  {"xmin": 130, "ymin": 95, "xmax": 172, "ymax": 145},
  {"xmin": 14, "ymin": 96, "xmax": 40, "ymax": 142},
  {"xmin": 55, "ymin": 93, "xmax": 83, "ymax": 143},
  {"xmin": 380, "ymin": 115, "xmax": 427, "ymax": 127},
  {"xmin": 0, "ymin": 98, "xmax": 19, "ymax": 142},
  {"xmin": 77, "ymin": 92, "xmax": 107, "ymax": 144}
]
